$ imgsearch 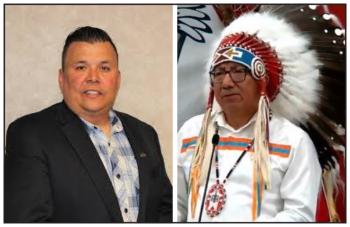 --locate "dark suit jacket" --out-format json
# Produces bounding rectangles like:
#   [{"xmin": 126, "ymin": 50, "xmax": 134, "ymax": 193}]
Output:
[{"xmin": 5, "ymin": 102, "xmax": 172, "ymax": 223}]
